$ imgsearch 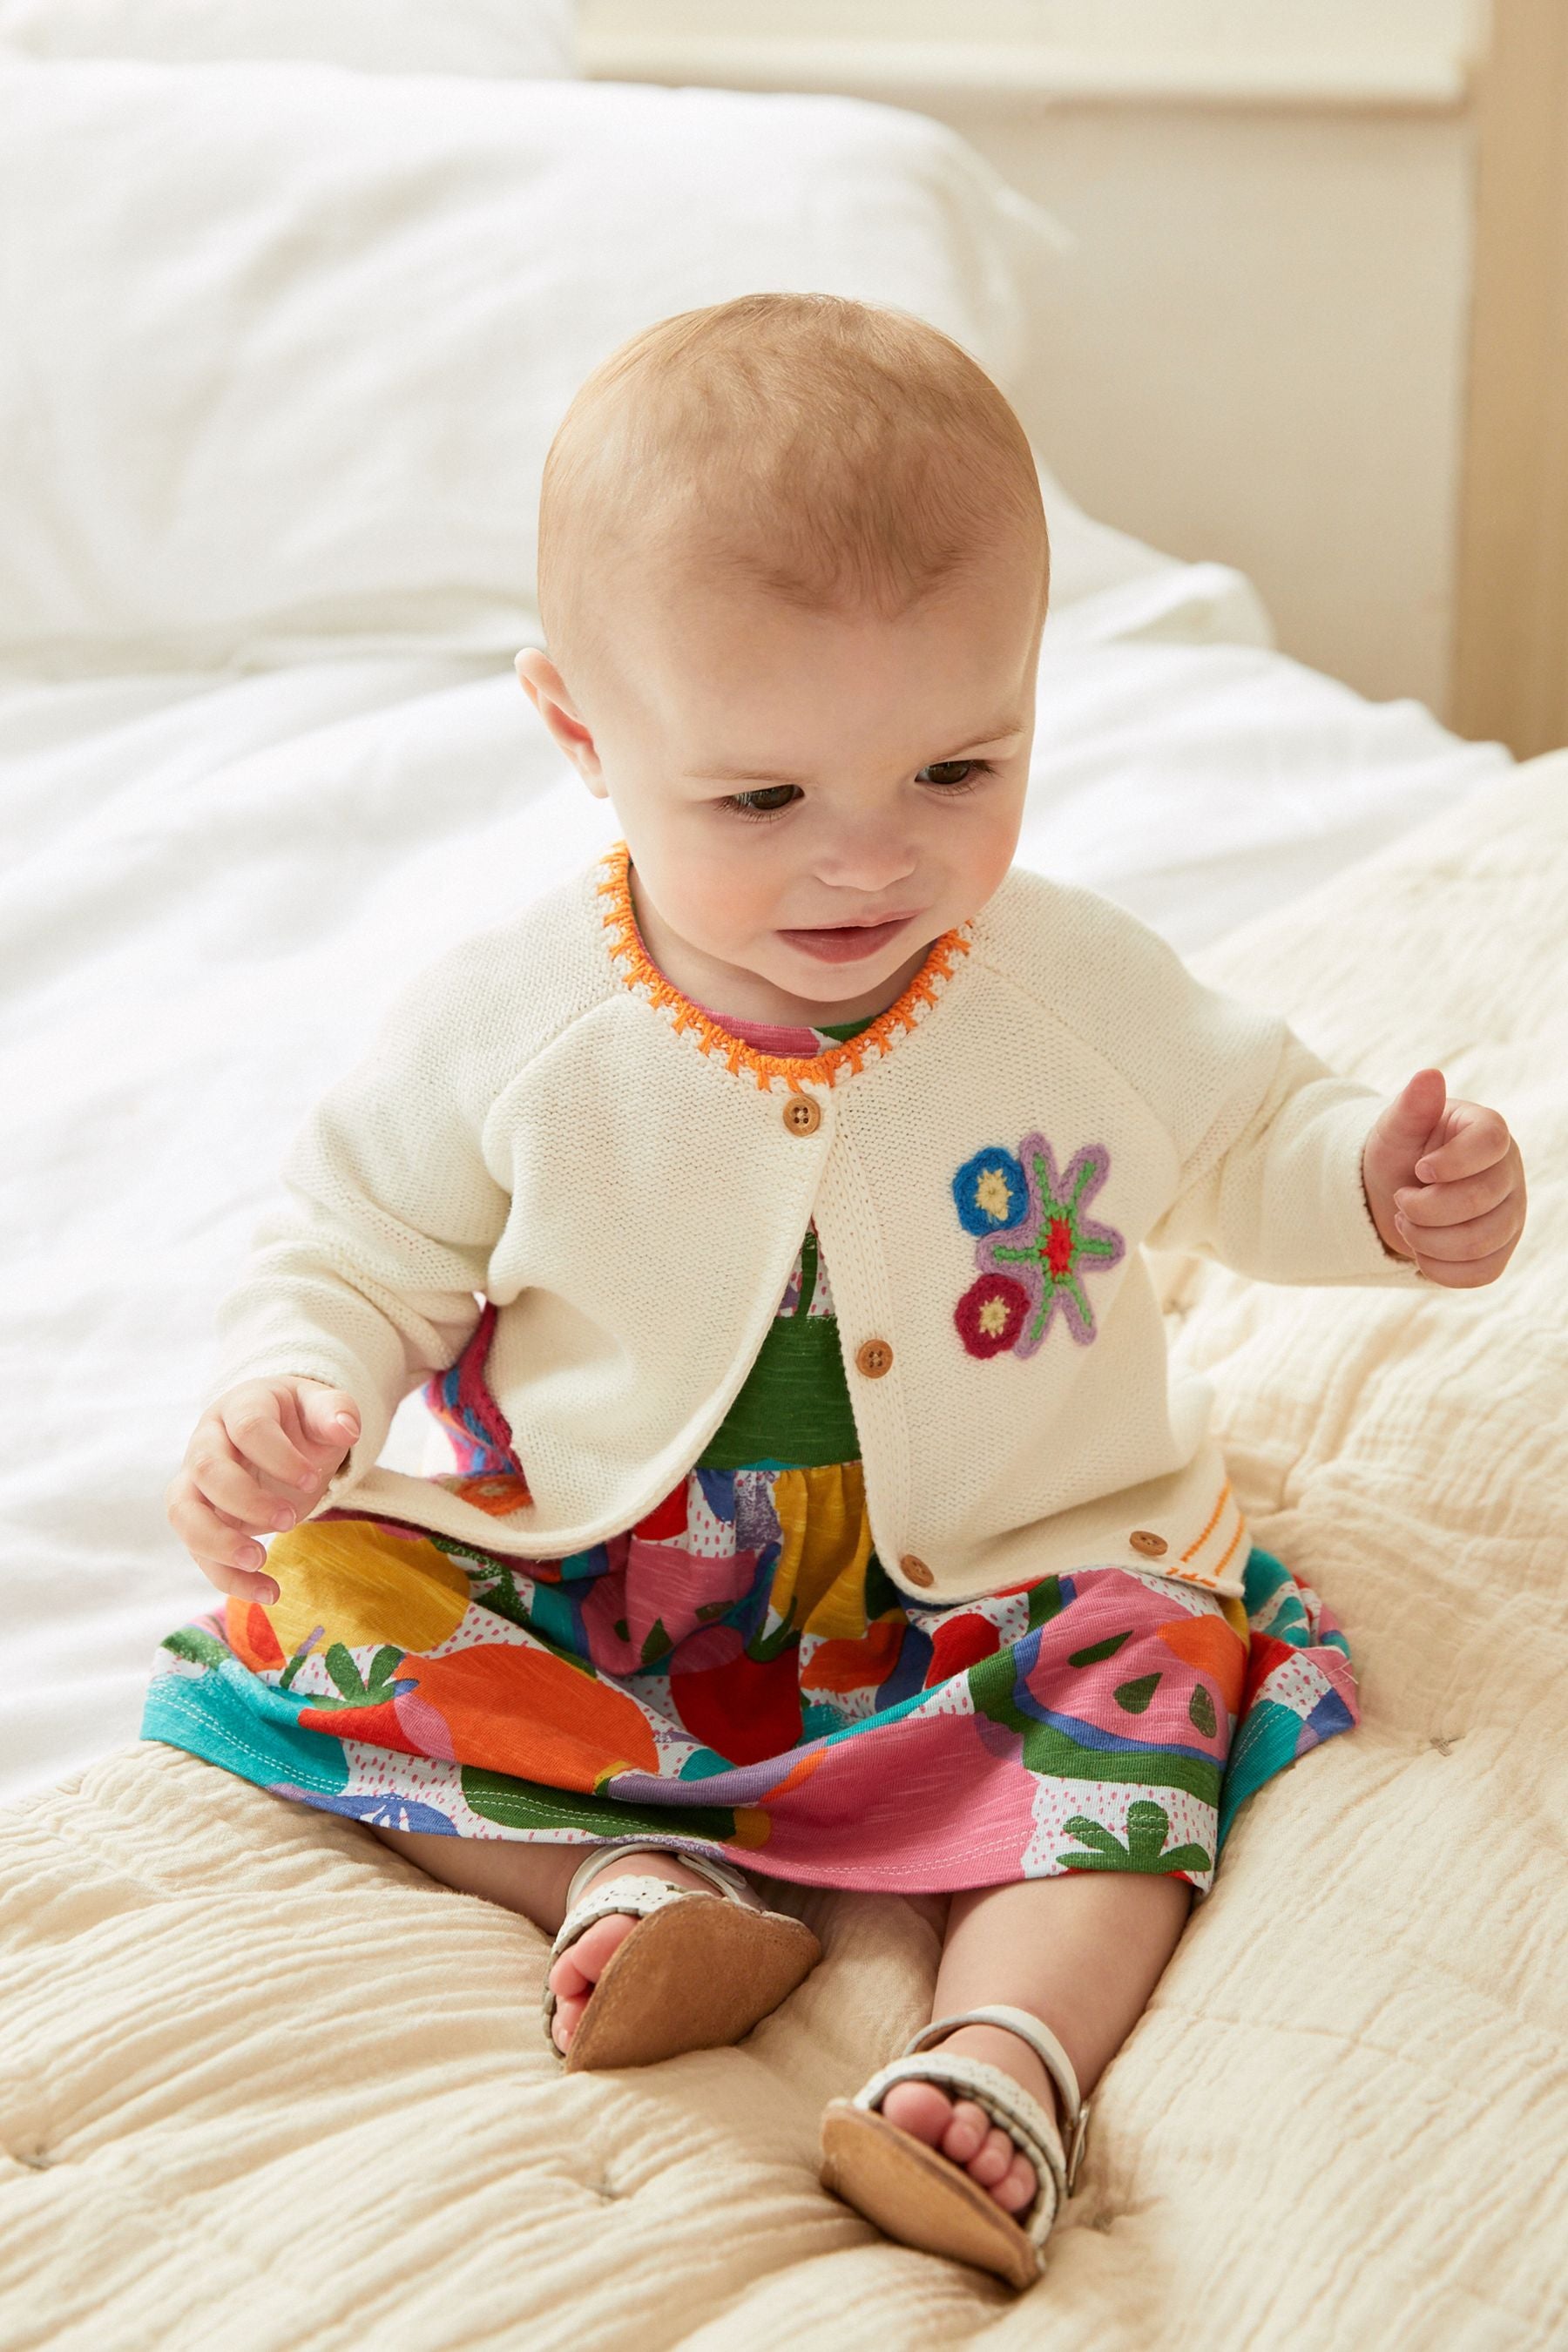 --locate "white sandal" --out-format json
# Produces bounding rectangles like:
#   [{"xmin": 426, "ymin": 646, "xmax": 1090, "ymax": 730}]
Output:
[
  {"xmin": 541, "ymin": 1836, "xmax": 821, "ymax": 2073},
  {"xmin": 819, "ymin": 2003, "xmax": 1091, "ymax": 2291}
]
